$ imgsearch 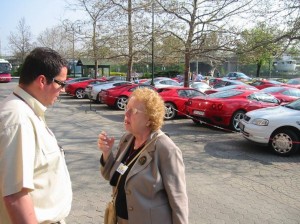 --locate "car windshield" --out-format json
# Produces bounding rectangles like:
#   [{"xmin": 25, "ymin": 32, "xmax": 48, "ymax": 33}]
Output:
[
  {"xmin": 0, "ymin": 63, "xmax": 11, "ymax": 74},
  {"xmin": 178, "ymin": 89, "xmax": 203, "ymax": 97},
  {"xmin": 269, "ymin": 80, "xmax": 283, "ymax": 84},
  {"xmin": 129, "ymin": 85, "xmax": 155, "ymax": 92},
  {"xmin": 208, "ymin": 89, "xmax": 243, "ymax": 98},
  {"xmin": 248, "ymin": 92, "xmax": 279, "ymax": 103},
  {"xmin": 261, "ymin": 86, "xmax": 285, "ymax": 93},
  {"xmin": 283, "ymin": 99, "xmax": 300, "ymax": 110},
  {"xmin": 287, "ymin": 79, "xmax": 300, "ymax": 85}
]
